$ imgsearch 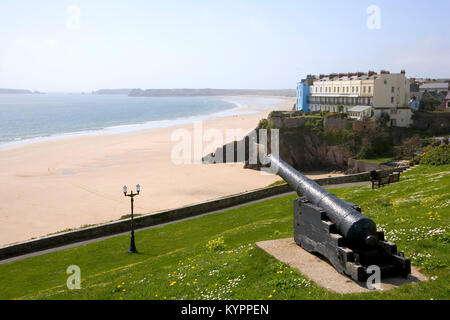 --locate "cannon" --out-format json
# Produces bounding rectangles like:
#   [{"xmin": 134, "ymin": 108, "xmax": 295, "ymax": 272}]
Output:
[{"xmin": 265, "ymin": 154, "xmax": 410, "ymax": 282}]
